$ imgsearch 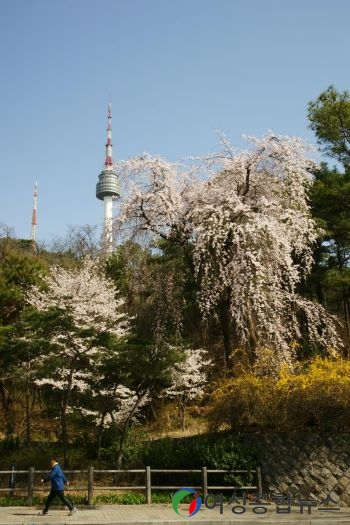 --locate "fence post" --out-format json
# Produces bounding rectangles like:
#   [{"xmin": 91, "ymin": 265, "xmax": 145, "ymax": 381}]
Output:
[
  {"xmin": 201, "ymin": 467, "xmax": 208, "ymax": 499},
  {"xmin": 256, "ymin": 467, "xmax": 262, "ymax": 495},
  {"xmin": 8, "ymin": 460, "xmax": 16, "ymax": 496},
  {"xmin": 28, "ymin": 467, "xmax": 35, "ymax": 505},
  {"xmin": 87, "ymin": 466, "xmax": 94, "ymax": 506},
  {"xmin": 145, "ymin": 466, "xmax": 151, "ymax": 504}
]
